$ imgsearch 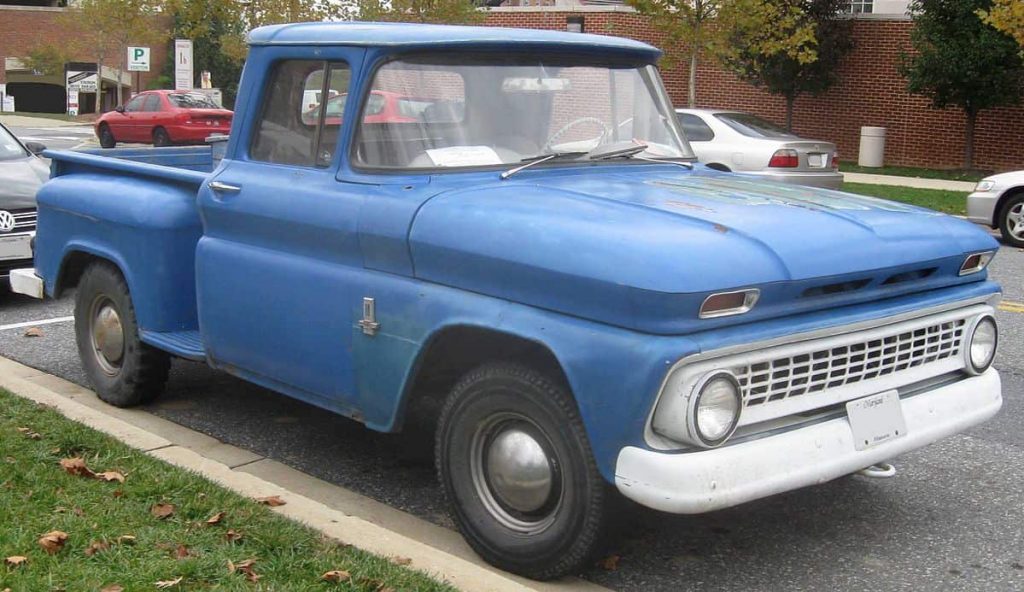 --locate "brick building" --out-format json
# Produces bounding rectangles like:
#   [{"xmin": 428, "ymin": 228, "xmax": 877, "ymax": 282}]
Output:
[
  {"xmin": 485, "ymin": 6, "xmax": 1024, "ymax": 172},
  {"xmin": 0, "ymin": 3, "xmax": 170, "ymax": 114}
]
